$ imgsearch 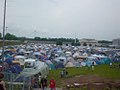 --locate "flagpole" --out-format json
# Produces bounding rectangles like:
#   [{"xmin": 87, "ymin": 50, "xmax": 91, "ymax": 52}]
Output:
[{"xmin": 2, "ymin": 0, "xmax": 7, "ymax": 64}]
